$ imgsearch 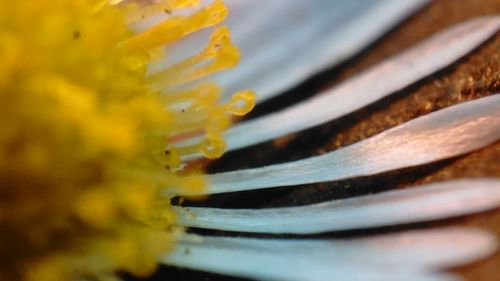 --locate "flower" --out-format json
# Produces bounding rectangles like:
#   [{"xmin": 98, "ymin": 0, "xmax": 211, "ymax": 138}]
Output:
[{"xmin": 0, "ymin": 1, "xmax": 499, "ymax": 281}]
